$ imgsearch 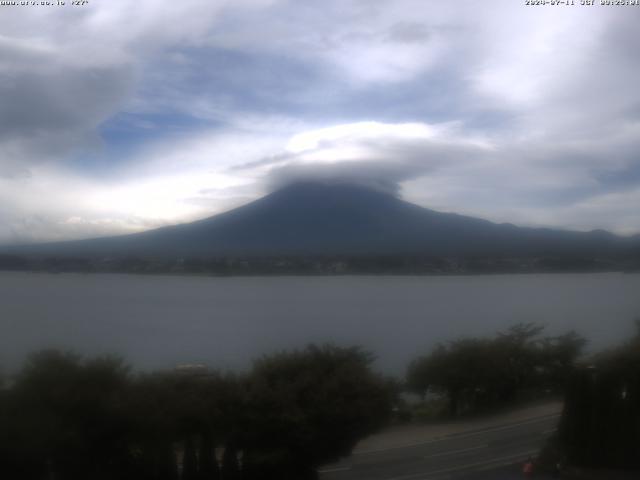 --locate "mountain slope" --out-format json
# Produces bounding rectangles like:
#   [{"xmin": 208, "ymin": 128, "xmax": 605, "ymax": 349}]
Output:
[{"xmin": 5, "ymin": 182, "xmax": 639, "ymax": 258}]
